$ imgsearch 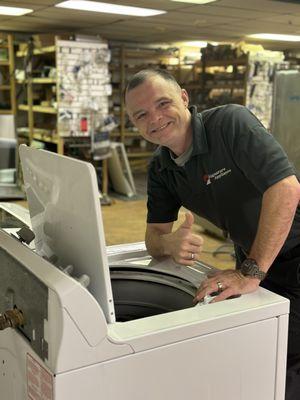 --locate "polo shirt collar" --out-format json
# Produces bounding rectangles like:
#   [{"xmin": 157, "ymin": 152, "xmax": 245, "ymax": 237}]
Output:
[{"xmin": 158, "ymin": 105, "xmax": 208, "ymax": 170}]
